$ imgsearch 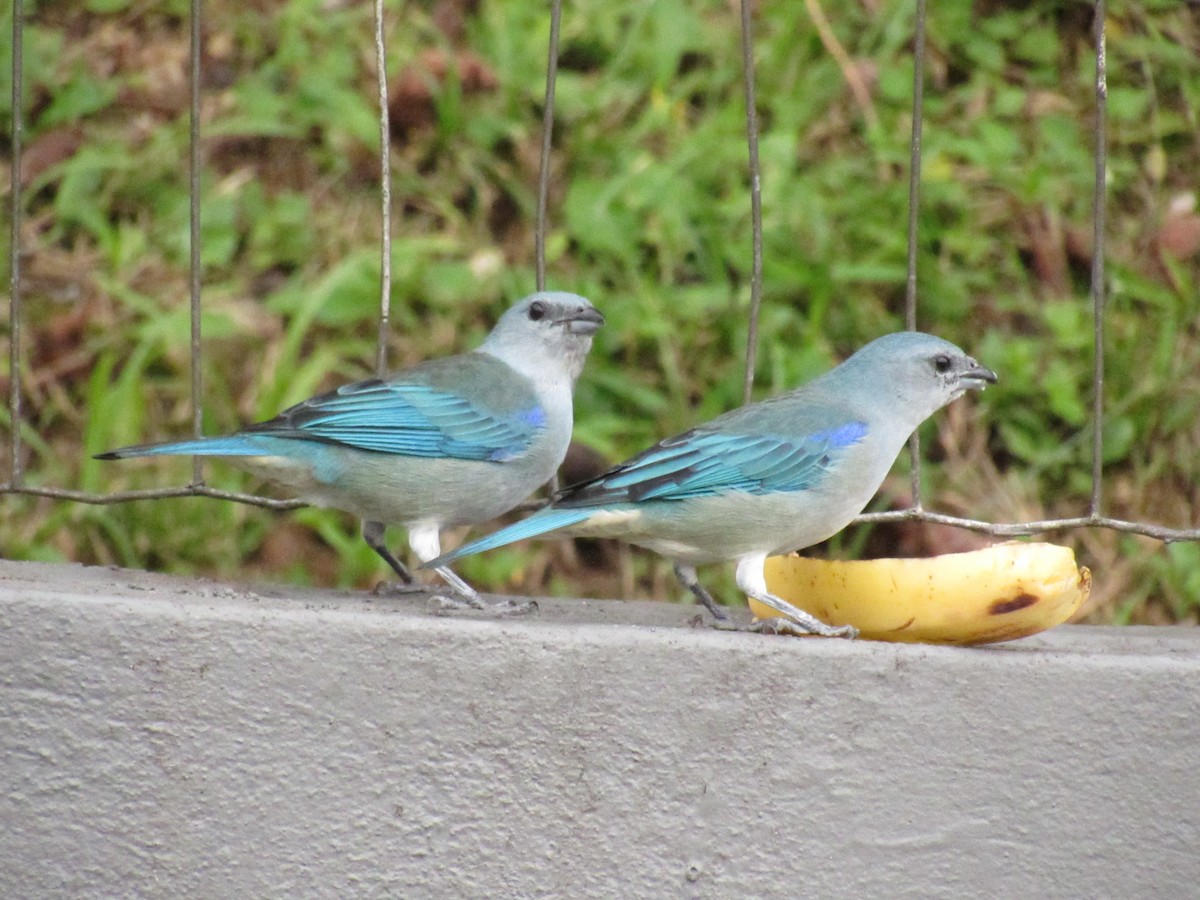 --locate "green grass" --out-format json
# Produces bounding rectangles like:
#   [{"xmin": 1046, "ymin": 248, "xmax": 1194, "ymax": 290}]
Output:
[{"xmin": 2, "ymin": 0, "xmax": 1199, "ymax": 623}]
